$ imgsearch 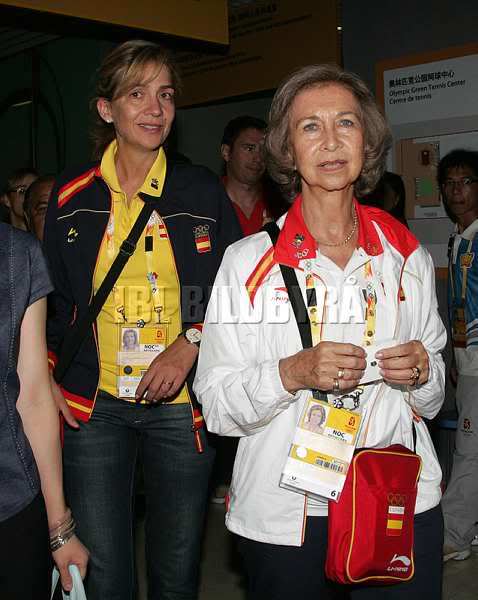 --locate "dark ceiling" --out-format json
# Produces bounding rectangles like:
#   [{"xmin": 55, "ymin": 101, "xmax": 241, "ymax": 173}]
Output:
[{"xmin": 0, "ymin": 26, "xmax": 58, "ymax": 59}]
